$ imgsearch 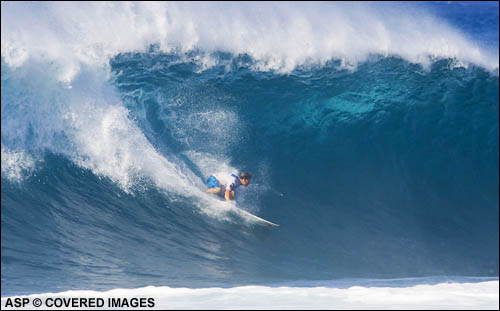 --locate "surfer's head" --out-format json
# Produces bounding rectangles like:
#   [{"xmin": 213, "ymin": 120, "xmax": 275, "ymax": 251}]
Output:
[{"xmin": 239, "ymin": 172, "xmax": 252, "ymax": 187}]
